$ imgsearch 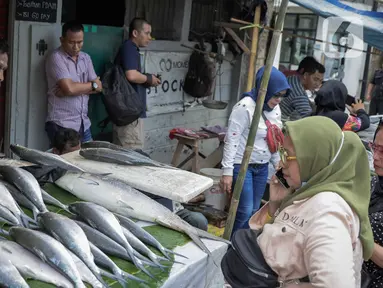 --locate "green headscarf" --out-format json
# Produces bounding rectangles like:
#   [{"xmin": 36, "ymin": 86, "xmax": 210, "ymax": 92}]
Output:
[{"xmin": 280, "ymin": 116, "xmax": 373, "ymax": 260}]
